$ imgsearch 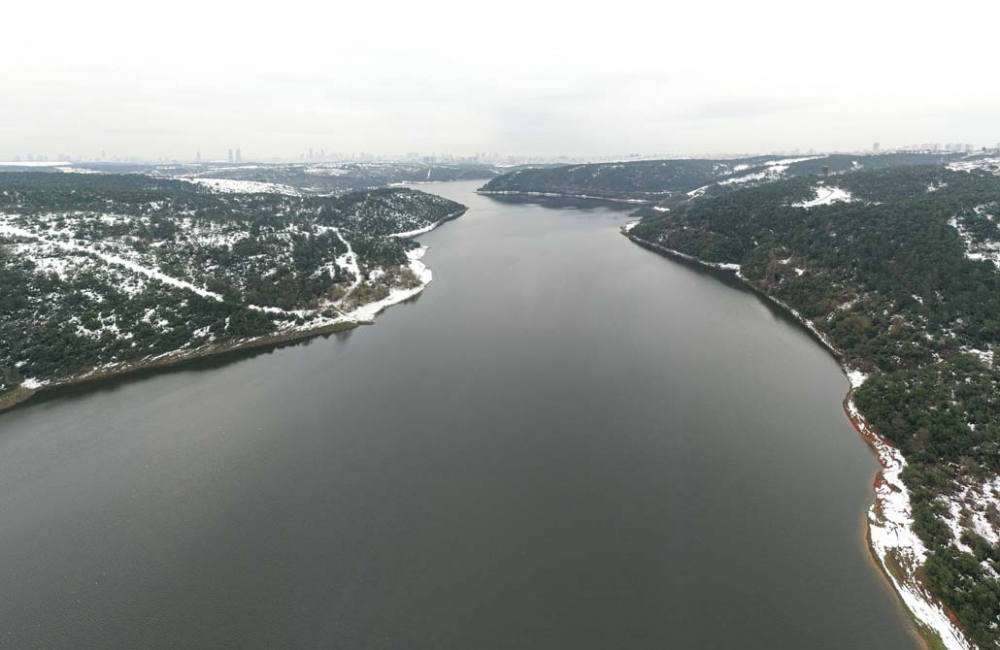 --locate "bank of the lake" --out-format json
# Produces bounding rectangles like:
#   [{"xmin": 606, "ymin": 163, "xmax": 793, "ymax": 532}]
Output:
[
  {"xmin": 0, "ymin": 181, "xmax": 920, "ymax": 649},
  {"xmin": 0, "ymin": 319, "xmax": 360, "ymax": 415},
  {"xmin": 623, "ymin": 228, "xmax": 971, "ymax": 650}
]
